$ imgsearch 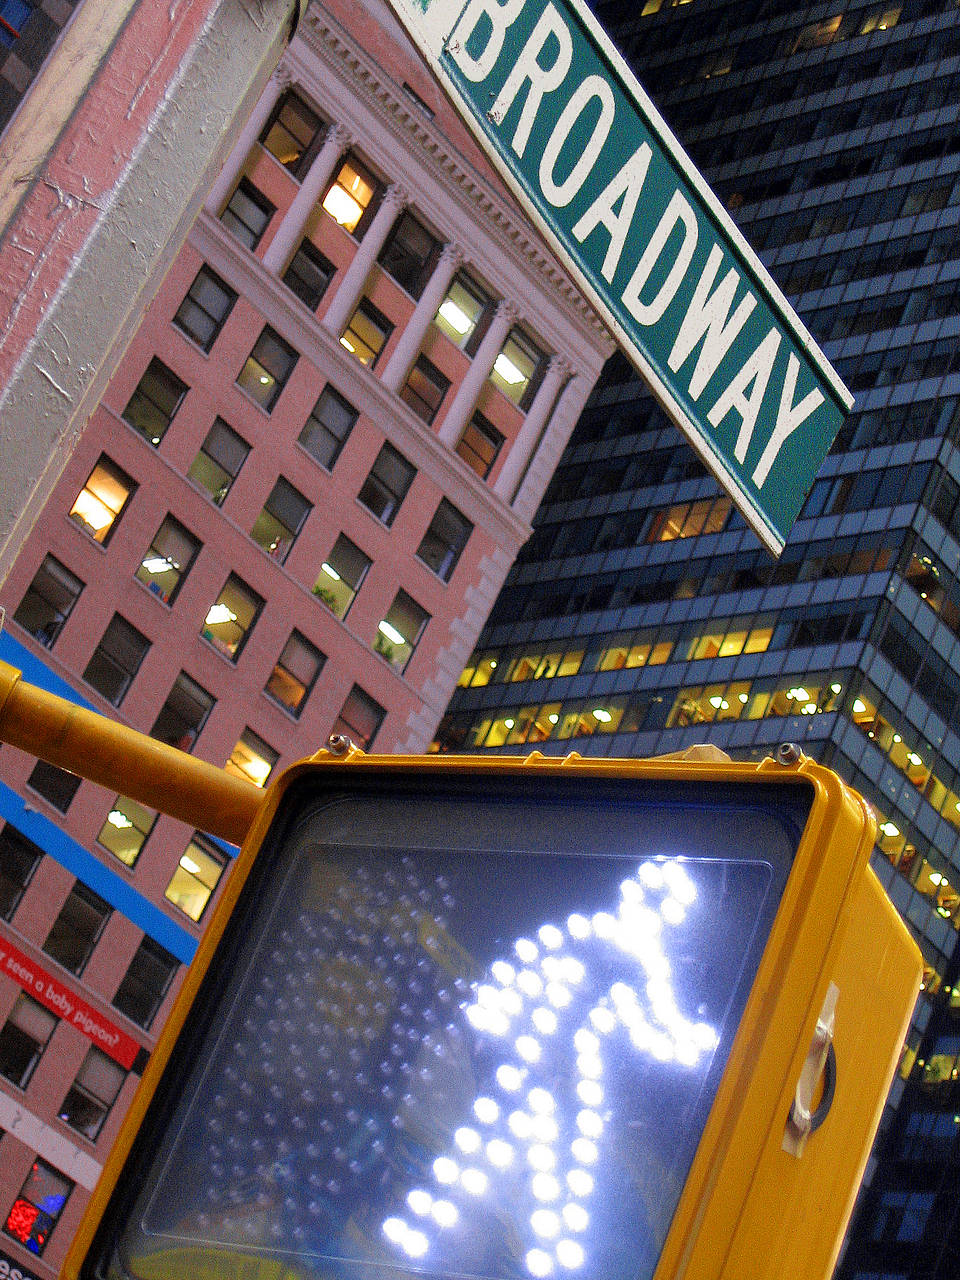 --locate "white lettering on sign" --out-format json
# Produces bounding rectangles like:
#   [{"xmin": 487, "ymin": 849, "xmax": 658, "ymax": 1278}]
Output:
[
  {"xmin": 622, "ymin": 190, "xmax": 699, "ymax": 327},
  {"xmin": 489, "ymin": 3, "xmax": 572, "ymax": 155},
  {"xmin": 668, "ymin": 245, "xmax": 757, "ymax": 400}
]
